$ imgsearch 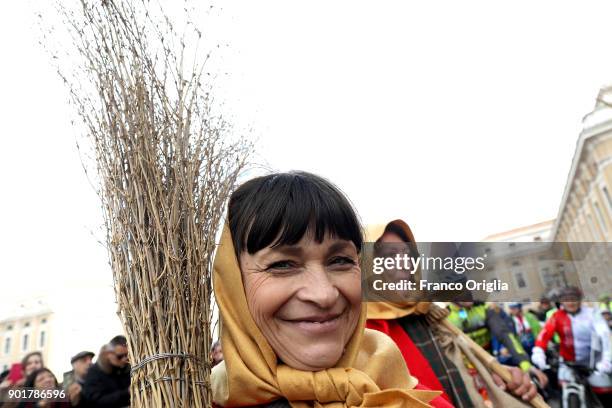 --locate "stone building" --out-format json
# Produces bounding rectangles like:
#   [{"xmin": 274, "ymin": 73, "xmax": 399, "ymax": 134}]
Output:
[
  {"xmin": 553, "ymin": 84, "xmax": 612, "ymax": 243},
  {"xmin": 0, "ymin": 299, "xmax": 53, "ymax": 373}
]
